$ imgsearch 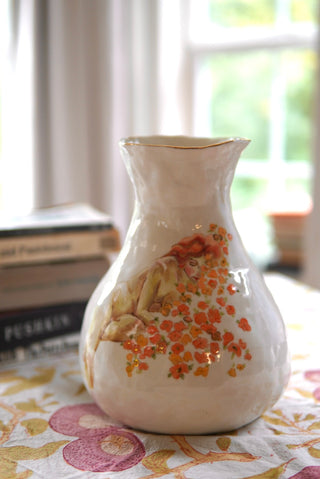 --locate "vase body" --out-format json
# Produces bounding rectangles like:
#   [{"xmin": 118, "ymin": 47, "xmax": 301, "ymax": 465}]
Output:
[{"xmin": 80, "ymin": 136, "xmax": 290, "ymax": 434}]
